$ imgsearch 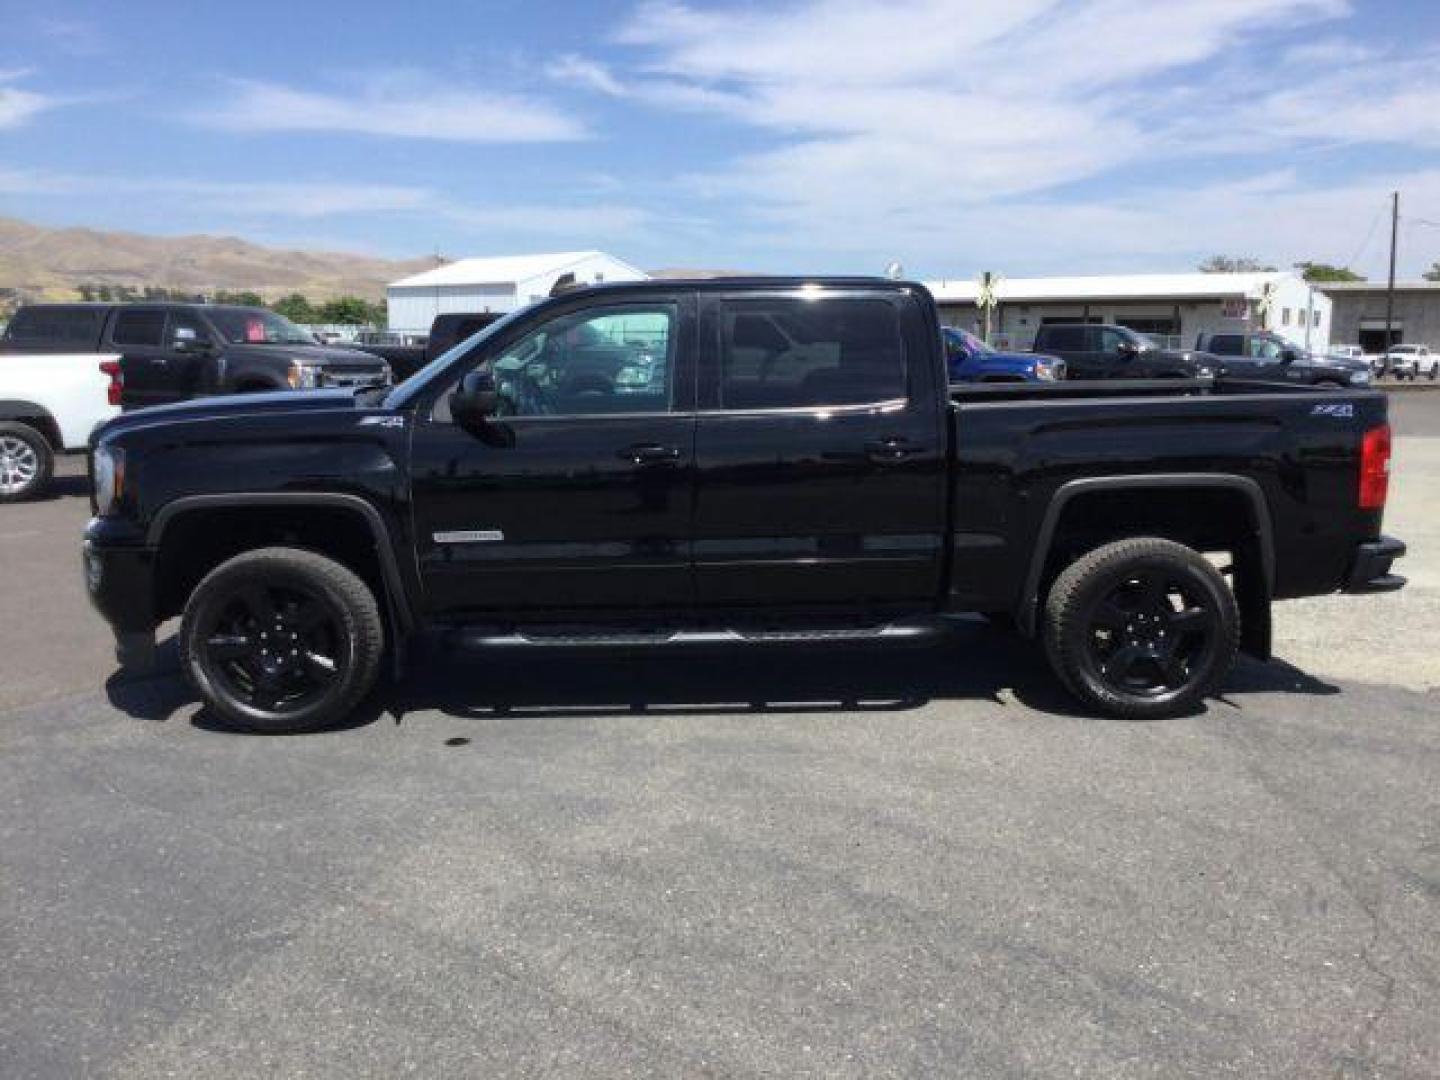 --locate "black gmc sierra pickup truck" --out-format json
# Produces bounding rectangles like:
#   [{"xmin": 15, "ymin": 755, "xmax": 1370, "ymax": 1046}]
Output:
[
  {"xmin": 2, "ymin": 302, "xmax": 390, "ymax": 410},
  {"xmin": 84, "ymin": 278, "xmax": 1406, "ymax": 732}
]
